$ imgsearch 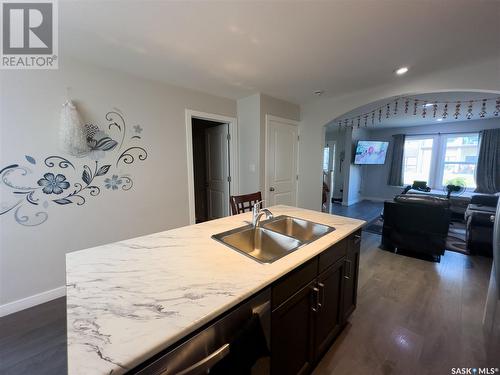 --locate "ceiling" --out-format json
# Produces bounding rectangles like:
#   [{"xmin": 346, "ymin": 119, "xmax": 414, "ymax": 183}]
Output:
[
  {"xmin": 328, "ymin": 91, "xmax": 500, "ymax": 130},
  {"xmin": 60, "ymin": 0, "xmax": 500, "ymax": 104}
]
